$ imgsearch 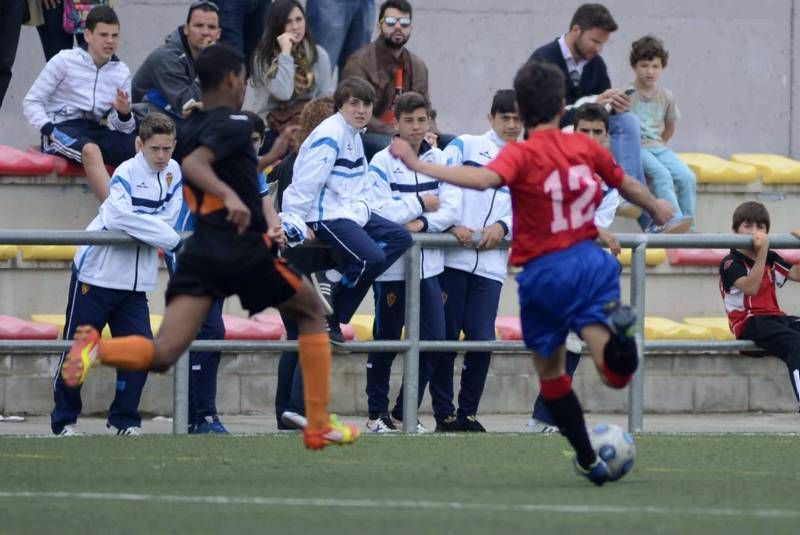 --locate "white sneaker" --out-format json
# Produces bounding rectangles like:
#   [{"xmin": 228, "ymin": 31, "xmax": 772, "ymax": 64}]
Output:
[
  {"xmin": 526, "ymin": 418, "xmax": 558, "ymax": 434},
  {"xmin": 107, "ymin": 423, "xmax": 142, "ymax": 436},
  {"xmin": 58, "ymin": 424, "xmax": 85, "ymax": 436},
  {"xmin": 365, "ymin": 415, "xmax": 398, "ymax": 433},
  {"xmin": 280, "ymin": 411, "xmax": 308, "ymax": 430},
  {"xmin": 391, "ymin": 416, "xmax": 428, "ymax": 433}
]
